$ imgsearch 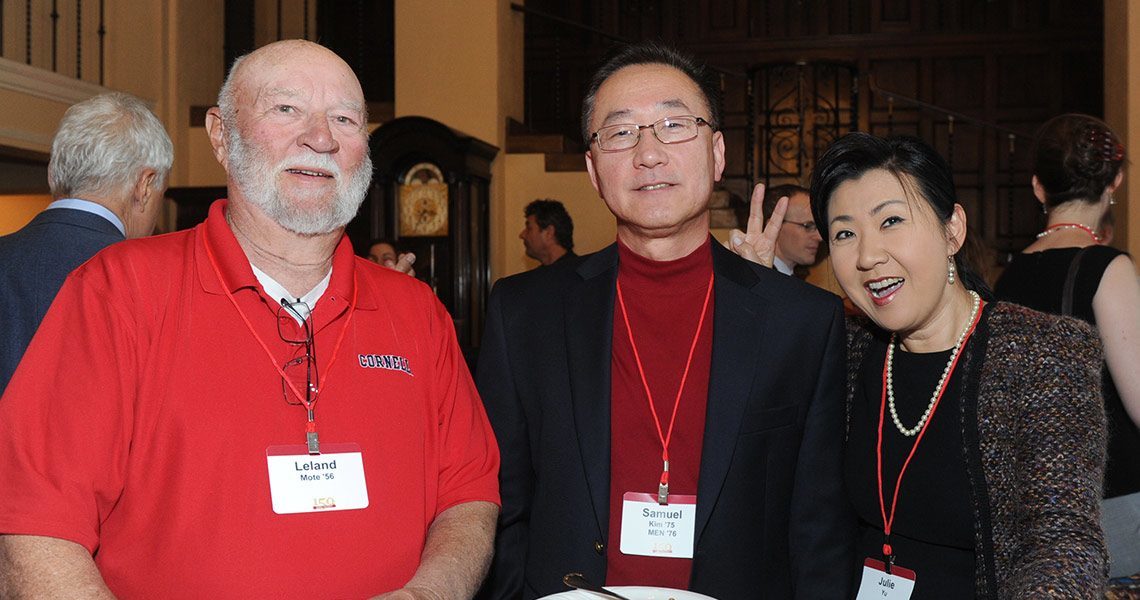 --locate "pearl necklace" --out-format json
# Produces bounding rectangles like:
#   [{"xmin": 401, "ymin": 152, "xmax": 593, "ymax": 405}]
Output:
[
  {"xmin": 1036, "ymin": 222, "xmax": 1101, "ymax": 244},
  {"xmin": 886, "ymin": 290, "xmax": 981, "ymax": 437}
]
